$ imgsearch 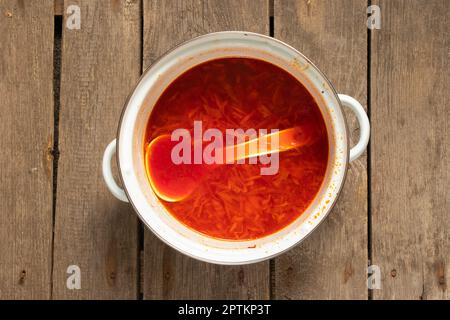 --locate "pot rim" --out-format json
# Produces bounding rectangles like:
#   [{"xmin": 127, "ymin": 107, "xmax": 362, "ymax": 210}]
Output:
[{"xmin": 115, "ymin": 31, "xmax": 350, "ymax": 265}]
